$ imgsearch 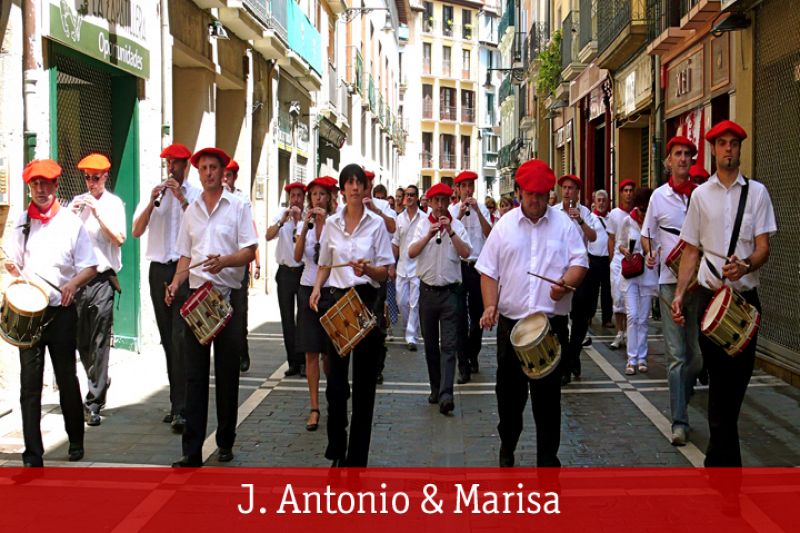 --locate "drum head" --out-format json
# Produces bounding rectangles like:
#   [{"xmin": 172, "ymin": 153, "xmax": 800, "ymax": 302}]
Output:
[
  {"xmin": 701, "ymin": 287, "xmax": 729, "ymax": 331},
  {"xmin": 510, "ymin": 312, "xmax": 548, "ymax": 348},
  {"xmin": 6, "ymin": 282, "xmax": 48, "ymax": 313}
]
